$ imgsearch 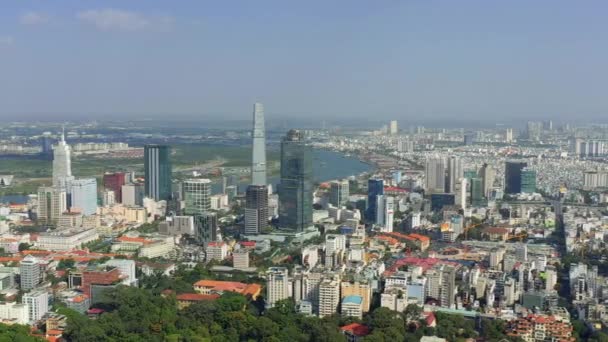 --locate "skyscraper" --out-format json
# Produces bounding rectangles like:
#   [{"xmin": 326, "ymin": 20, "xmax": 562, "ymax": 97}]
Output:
[
  {"xmin": 376, "ymin": 196, "xmax": 394, "ymax": 233},
  {"xmin": 52, "ymin": 128, "xmax": 74, "ymax": 189},
  {"xmin": 366, "ymin": 179, "xmax": 384, "ymax": 222},
  {"xmin": 37, "ymin": 186, "xmax": 67, "ymax": 225},
  {"xmin": 144, "ymin": 145, "xmax": 172, "ymax": 201},
  {"xmin": 425, "ymin": 157, "xmax": 446, "ymax": 194},
  {"xmin": 70, "ymin": 178, "xmax": 98, "ymax": 215},
  {"xmin": 329, "ymin": 180, "xmax": 349, "ymax": 207},
  {"xmin": 446, "ymin": 156, "xmax": 463, "ymax": 193},
  {"xmin": 245, "ymin": 185, "xmax": 268, "ymax": 235},
  {"xmin": 478, "ymin": 163, "xmax": 495, "ymax": 198},
  {"xmin": 520, "ymin": 169, "xmax": 537, "ymax": 194},
  {"xmin": 505, "ymin": 161, "xmax": 527, "ymax": 194},
  {"xmin": 251, "ymin": 102, "xmax": 267, "ymax": 186},
  {"xmin": 278, "ymin": 130, "xmax": 313, "ymax": 231},
  {"xmin": 470, "ymin": 177, "xmax": 484, "ymax": 206},
  {"xmin": 194, "ymin": 212, "xmax": 220, "ymax": 244},
  {"xmin": 182, "ymin": 179, "xmax": 211, "ymax": 215},
  {"xmin": 103, "ymin": 172, "xmax": 126, "ymax": 203}
]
